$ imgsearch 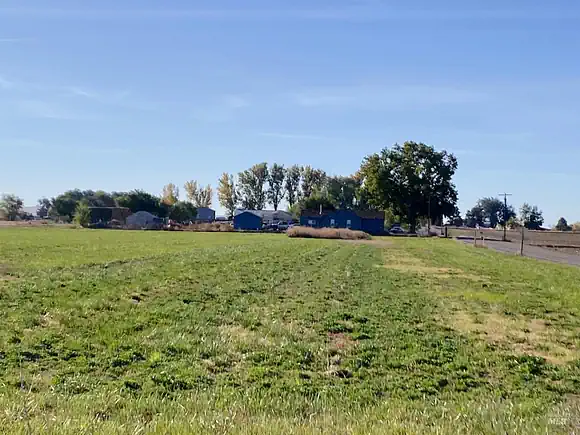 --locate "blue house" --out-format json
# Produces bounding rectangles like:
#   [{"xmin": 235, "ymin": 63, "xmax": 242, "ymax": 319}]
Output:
[
  {"xmin": 234, "ymin": 210, "xmax": 294, "ymax": 231},
  {"xmin": 300, "ymin": 209, "xmax": 385, "ymax": 235}
]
